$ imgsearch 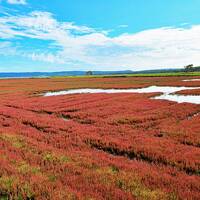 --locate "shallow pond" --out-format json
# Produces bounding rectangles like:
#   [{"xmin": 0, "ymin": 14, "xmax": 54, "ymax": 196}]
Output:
[
  {"xmin": 44, "ymin": 86, "xmax": 200, "ymax": 104},
  {"xmin": 182, "ymin": 79, "xmax": 200, "ymax": 82}
]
